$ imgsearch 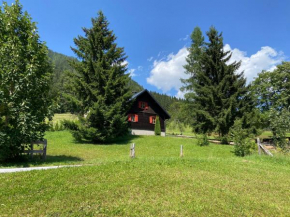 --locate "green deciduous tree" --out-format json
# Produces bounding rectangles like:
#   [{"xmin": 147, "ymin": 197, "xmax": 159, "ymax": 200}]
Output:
[
  {"xmin": 66, "ymin": 11, "xmax": 132, "ymax": 143},
  {"xmin": 0, "ymin": 1, "xmax": 53, "ymax": 161},
  {"xmin": 182, "ymin": 26, "xmax": 252, "ymax": 138},
  {"xmin": 252, "ymin": 62, "xmax": 290, "ymax": 112},
  {"xmin": 268, "ymin": 108, "xmax": 290, "ymax": 152},
  {"xmin": 252, "ymin": 62, "xmax": 290, "ymax": 151}
]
